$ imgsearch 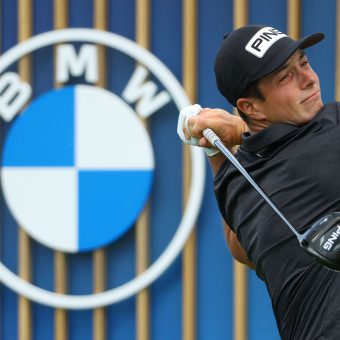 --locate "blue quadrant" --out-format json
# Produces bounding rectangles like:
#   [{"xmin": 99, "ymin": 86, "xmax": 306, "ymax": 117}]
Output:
[
  {"xmin": 78, "ymin": 170, "xmax": 153, "ymax": 251},
  {"xmin": 2, "ymin": 87, "xmax": 75, "ymax": 166}
]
